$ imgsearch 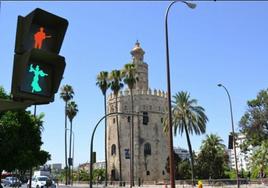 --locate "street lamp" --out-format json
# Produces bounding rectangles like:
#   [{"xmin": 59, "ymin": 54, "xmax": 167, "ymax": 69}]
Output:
[
  {"xmin": 164, "ymin": 1, "xmax": 196, "ymax": 188},
  {"xmin": 217, "ymin": 83, "xmax": 240, "ymax": 188},
  {"xmin": 66, "ymin": 128, "xmax": 75, "ymax": 185}
]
